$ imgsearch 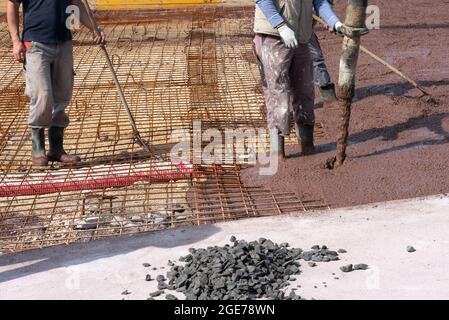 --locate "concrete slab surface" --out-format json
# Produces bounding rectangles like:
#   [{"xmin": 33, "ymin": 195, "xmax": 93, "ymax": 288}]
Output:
[{"xmin": 1, "ymin": 194, "xmax": 449, "ymax": 300}]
